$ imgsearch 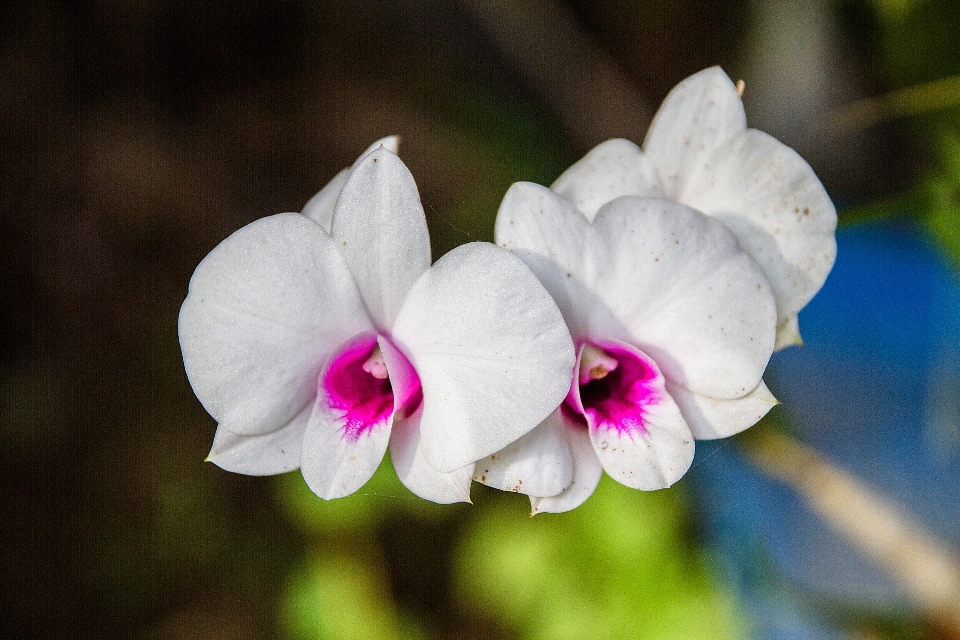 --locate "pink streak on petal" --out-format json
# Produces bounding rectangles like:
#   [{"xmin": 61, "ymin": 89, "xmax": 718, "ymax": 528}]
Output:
[
  {"xmin": 564, "ymin": 341, "xmax": 662, "ymax": 439},
  {"xmin": 322, "ymin": 334, "xmax": 396, "ymax": 442}
]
